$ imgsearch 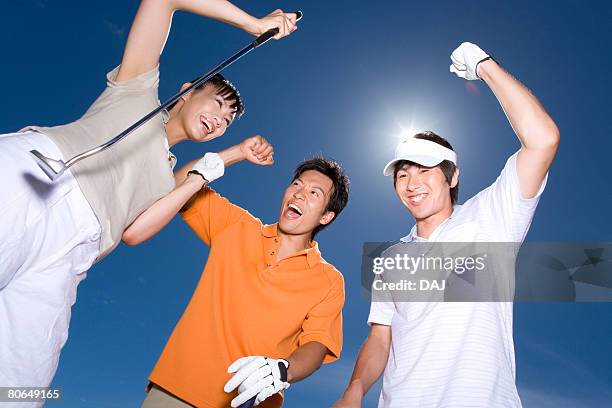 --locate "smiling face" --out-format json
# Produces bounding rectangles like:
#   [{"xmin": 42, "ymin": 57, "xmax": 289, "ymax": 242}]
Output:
[
  {"xmin": 394, "ymin": 162, "xmax": 458, "ymax": 221},
  {"xmin": 177, "ymin": 83, "xmax": 238, "ymax": 142},
  {"xmin": 278, "ymin": 170, "xmax": 336, "ymax": 238}
]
